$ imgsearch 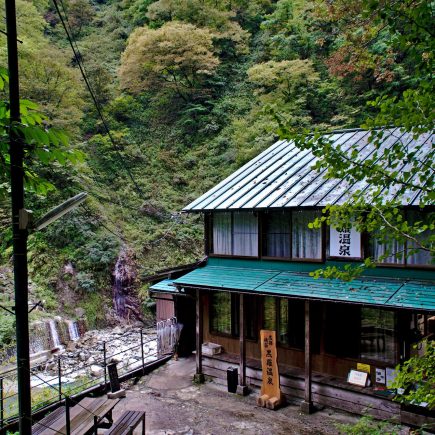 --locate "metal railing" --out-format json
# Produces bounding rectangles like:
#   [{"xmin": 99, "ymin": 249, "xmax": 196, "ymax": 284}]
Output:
[{"xmin": 0, "ymin": 328, "xmax": 164, "ymax": 430}]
